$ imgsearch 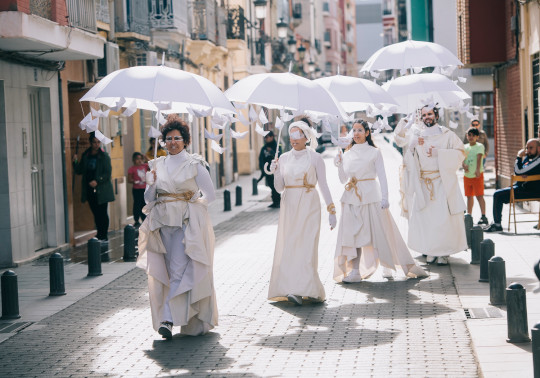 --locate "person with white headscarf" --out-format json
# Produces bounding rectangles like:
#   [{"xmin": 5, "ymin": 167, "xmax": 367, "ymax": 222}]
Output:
[
  {"xmin": 333, "ymin": 119, "xmax": 428, "ymax": 283},
  {"xmin": 268, "ymin": 117, "xmax": 337, "ymax": 305}
]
